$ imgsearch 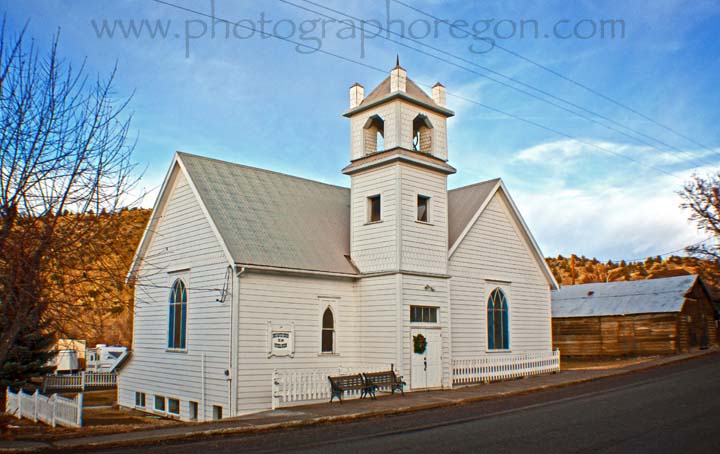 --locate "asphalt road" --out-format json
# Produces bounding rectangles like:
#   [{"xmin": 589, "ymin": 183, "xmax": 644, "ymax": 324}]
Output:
[{"xmin": 95, "ymin": 353, "xmax": 720, "ymax": 454}]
